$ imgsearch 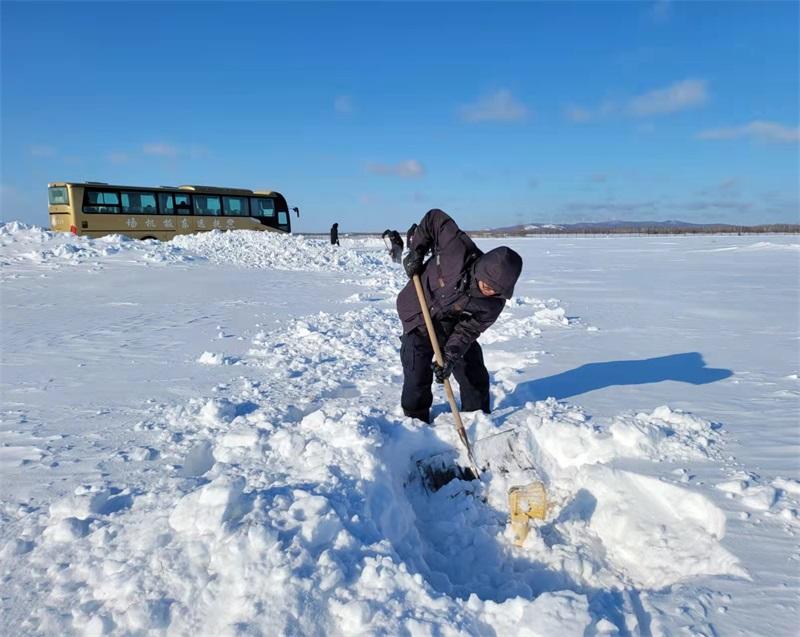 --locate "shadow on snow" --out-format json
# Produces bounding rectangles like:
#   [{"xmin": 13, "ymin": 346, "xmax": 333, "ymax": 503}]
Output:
[{"xmin": 500, "ymin": 352, "xmax": 732, "ymax": 406}]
